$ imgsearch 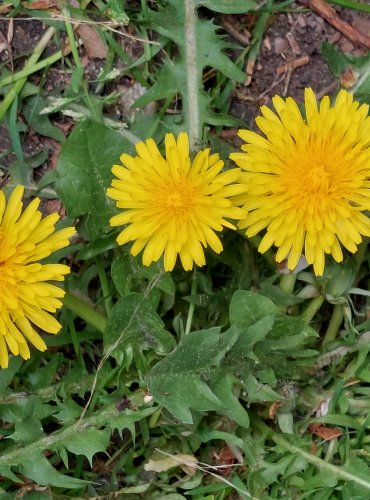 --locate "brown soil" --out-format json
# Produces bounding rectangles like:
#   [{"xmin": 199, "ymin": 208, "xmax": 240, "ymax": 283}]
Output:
[{"xmin": 231, "ymin": 8, "xmax": 368, "ymax": 128}]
